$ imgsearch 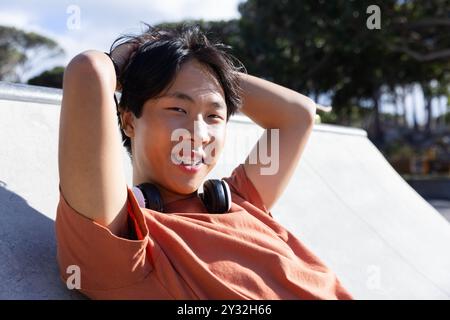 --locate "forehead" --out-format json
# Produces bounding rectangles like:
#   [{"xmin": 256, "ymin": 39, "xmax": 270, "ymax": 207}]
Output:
[{"xmin": 166, "ymin": 59, "xmax": 225, "ymax": 99}]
